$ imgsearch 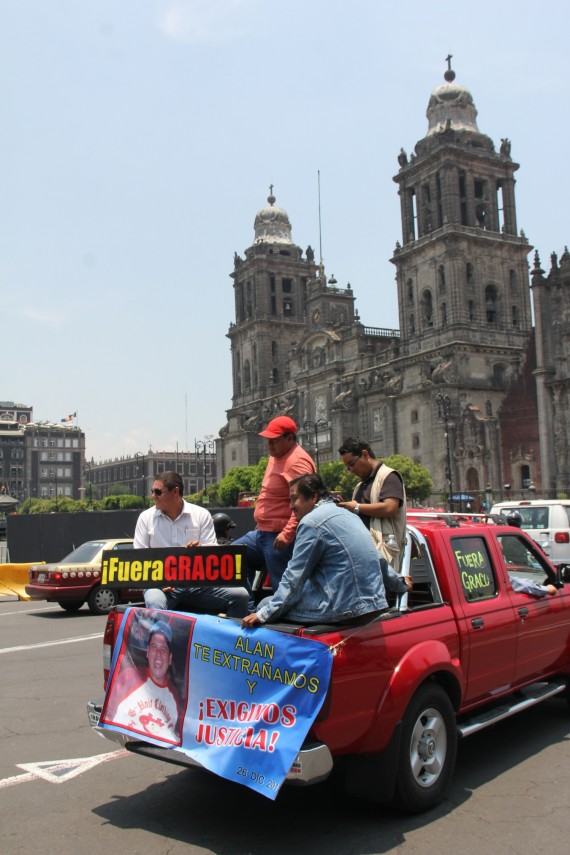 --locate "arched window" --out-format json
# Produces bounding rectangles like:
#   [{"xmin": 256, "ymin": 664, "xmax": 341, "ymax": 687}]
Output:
[
  {"xmin": 421, "ymin": 290, "xmax": 433, "ymax": 327},
  {"xmin": 485, "ymin": 285, "xmax": 498, "ymax": 323}
]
